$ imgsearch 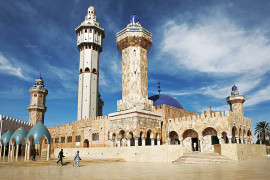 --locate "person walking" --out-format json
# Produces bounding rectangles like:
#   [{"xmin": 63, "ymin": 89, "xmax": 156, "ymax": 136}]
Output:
[
  {"xmin": 72, "ymin": 151, "xmax": 81, "ymax": 167},
  {"xmin": 32, "ymin": 149, "xmax": 36, "ymax": 161},
  {"xmin": 57, "ymin": 149, "xmax": 65, "ymax": 165}
]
